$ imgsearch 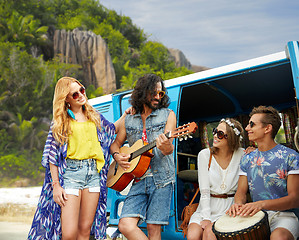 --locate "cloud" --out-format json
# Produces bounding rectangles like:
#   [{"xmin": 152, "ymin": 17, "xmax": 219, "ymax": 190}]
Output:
[{"xmin": 99, "ymin": 0, "xmax": 299, "ymax": 68}]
